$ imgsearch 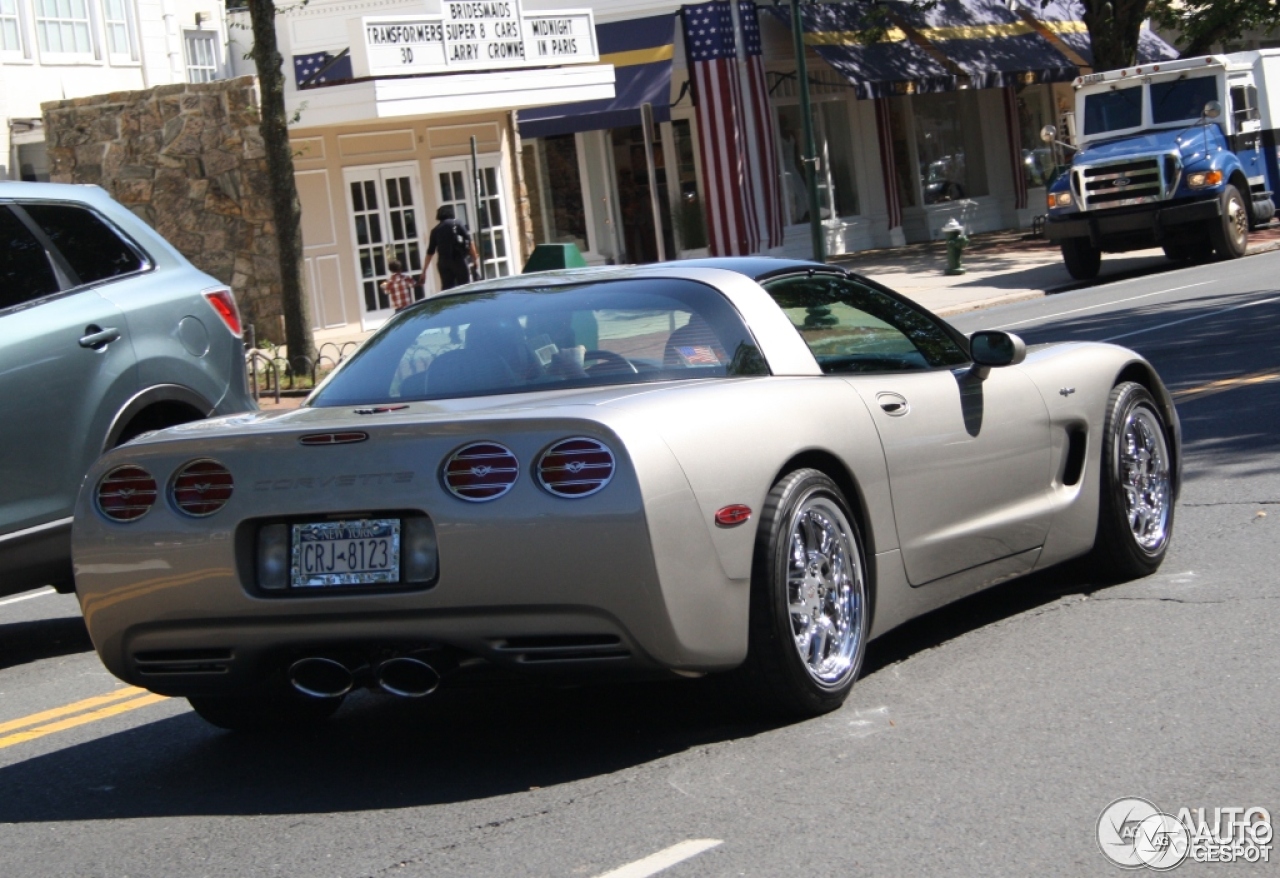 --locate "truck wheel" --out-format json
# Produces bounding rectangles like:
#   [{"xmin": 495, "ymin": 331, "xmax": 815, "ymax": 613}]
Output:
[
  {"xmin": 1209, "ymin": 185, "xmax": 1248, "ymax": 259},
  {"xmin": 1061, "ymin": 237, "xmax": 1101, "ymax": 280}
]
